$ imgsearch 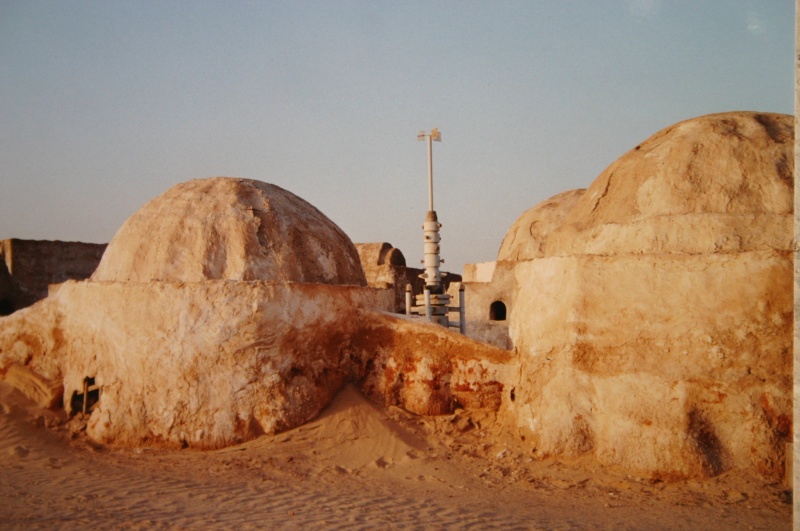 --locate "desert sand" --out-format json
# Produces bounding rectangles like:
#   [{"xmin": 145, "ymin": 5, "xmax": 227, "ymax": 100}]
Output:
[{"xmin": 0, "ymin": 381, "xmax": 789, "ymax": 530}]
